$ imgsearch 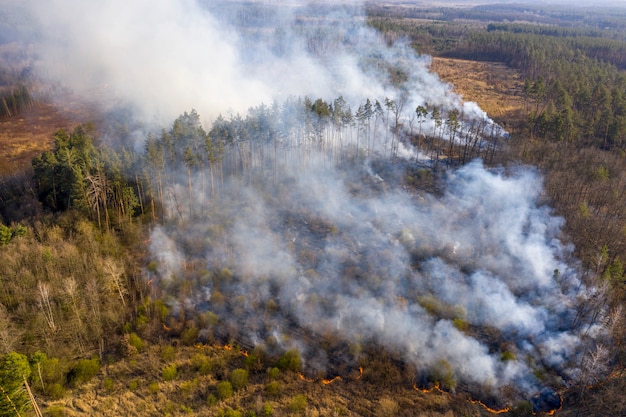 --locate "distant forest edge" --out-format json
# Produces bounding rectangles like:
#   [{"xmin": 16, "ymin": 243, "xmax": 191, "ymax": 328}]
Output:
[{"xmin": 368, "ymin": 11, "xmax": 626, "ymax": 151}]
